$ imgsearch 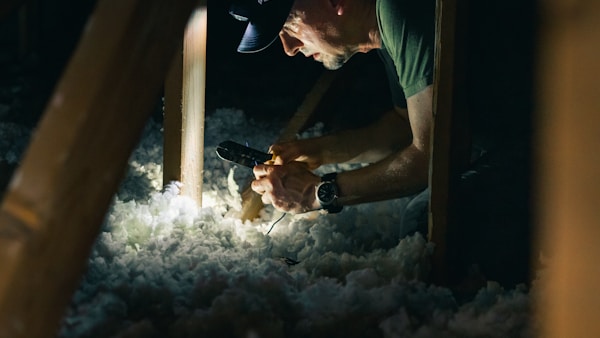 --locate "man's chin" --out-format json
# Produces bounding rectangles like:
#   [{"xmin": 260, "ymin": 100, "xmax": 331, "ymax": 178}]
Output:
[
  {"xmin": 322, "ymin": 57, "xmax": 348, "ymax": 70},
  {"xmin": 320, "ymin": 51, "xmax": 355, "ymax": 70}
]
